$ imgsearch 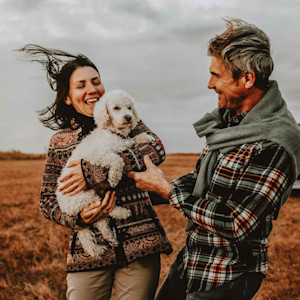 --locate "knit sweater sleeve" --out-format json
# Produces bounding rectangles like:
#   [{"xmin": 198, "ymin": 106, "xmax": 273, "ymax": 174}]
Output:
[
  {"xmin": 38, "ymin": 133, "xmax": 84, "ymax": 230},
  {"xmin": 81, "ymin": 119, "xmax": 166, "ymax": 187}
]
